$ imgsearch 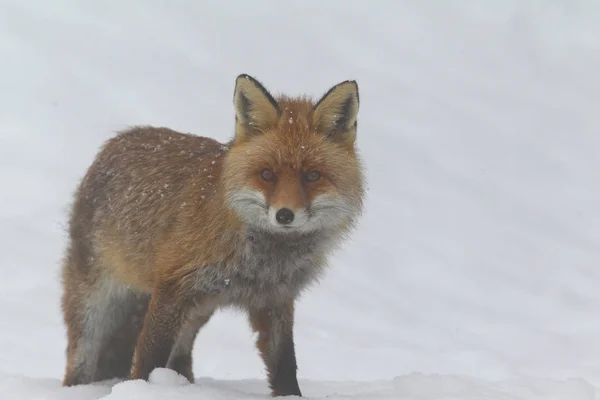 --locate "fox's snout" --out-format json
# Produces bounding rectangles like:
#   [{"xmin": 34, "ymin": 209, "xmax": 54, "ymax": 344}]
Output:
[
  {"xmin": 267, "ymin": 205, "xmax": 310, "ymax": 229},
  {"xmin": 266, "ymin": 178, "xmax": 310, "ymax": 228}
]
